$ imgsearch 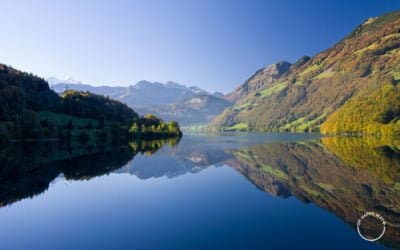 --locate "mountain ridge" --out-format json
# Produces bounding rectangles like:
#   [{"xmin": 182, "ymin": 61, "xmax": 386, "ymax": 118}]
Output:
[
  {"xmin": 50, "ymin": 78, "xmax": 231, "ymax": 125},
  {"xmin": 50, "ymin": 78, "xmax": 215, "ymax": 105},
  {"xmin": 211, "ymin": 10, "xmax": 400, "ymax": 136}
]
